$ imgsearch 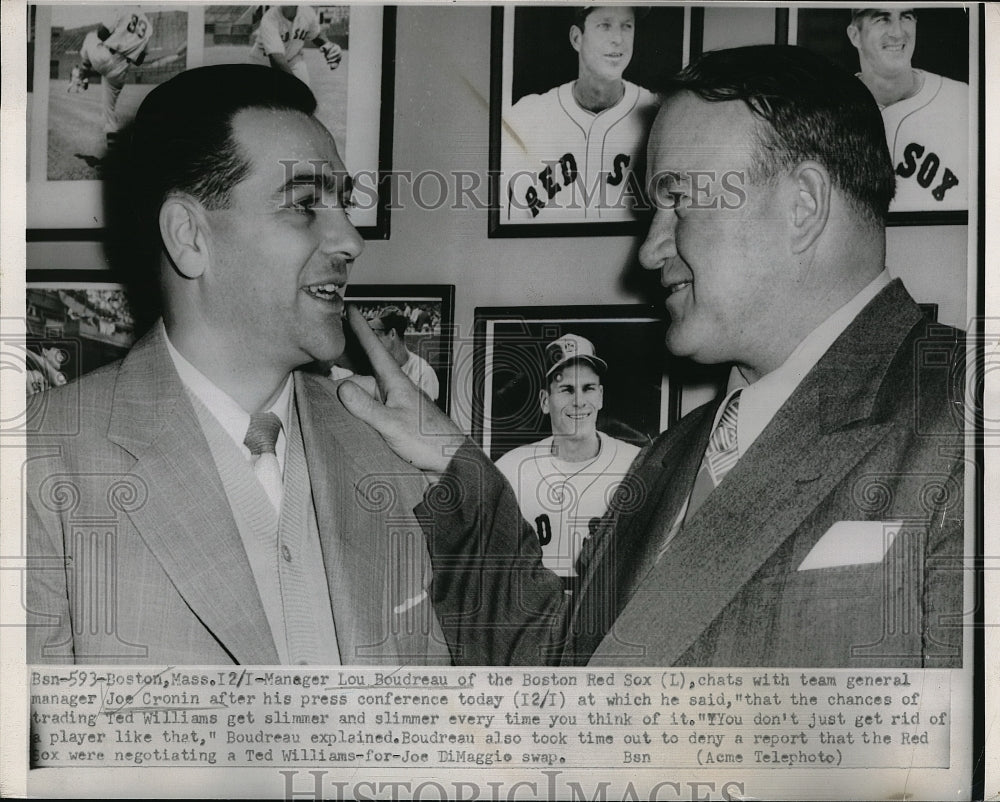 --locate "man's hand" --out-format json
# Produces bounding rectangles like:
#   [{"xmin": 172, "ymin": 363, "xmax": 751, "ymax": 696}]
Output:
[
  {"xmin": 320, "ymin": 42, "xmax": 343, "ymax": 71},
  {"xmin": 338, "ymin": 306, "xmax": 465, "ymax": 472}
]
